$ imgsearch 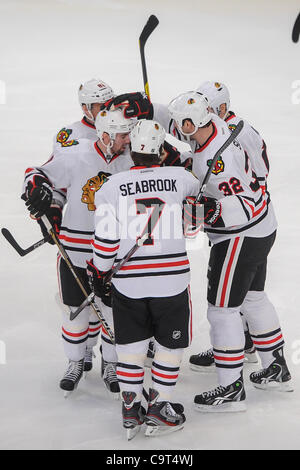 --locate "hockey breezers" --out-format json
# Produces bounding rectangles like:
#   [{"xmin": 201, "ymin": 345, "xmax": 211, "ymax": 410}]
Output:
[
  {"xmin": 139, "ymin": 14, "xmax": 159, "ymax": 98},
  {"xmin": 1, "ymin": 227, "xmax": 51, "ymax": 256},
  {"xmin": 195, "ymin": 119, "xmax": 244, "ymax": 203},
  {"xmin": 70, "ymin": 233, "xmax": 149, "ymax": 321}
]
